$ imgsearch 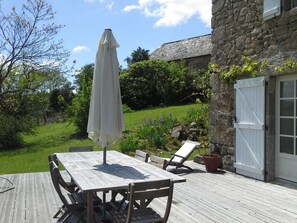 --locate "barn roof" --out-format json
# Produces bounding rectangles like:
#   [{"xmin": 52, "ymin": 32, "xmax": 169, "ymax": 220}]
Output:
[{"xmin": 150, "ymin": 34, "xmax": 211, "ymax": 61}]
